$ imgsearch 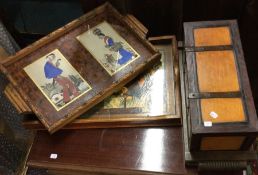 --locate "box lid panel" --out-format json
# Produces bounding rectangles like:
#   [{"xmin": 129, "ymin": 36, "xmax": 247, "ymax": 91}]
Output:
[
  {"xmin": 196, "ymin": 50, "xmax": 239, "ymax": 92},
  {"xmin": 200, "ymin": 98, "xmax": 245, "ymax": 123},
  {"xmin": 194, "ymin": 26, "xmax": 232, "ymax": 46}
]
